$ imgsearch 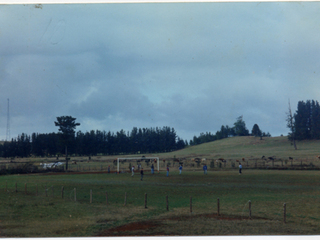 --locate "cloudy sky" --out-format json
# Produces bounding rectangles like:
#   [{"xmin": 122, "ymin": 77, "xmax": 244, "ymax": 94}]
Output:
[{"xmin": 1, "ymin": 2, "xmax": 320, "ymax": 141}]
